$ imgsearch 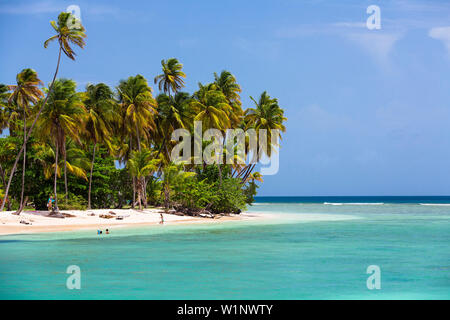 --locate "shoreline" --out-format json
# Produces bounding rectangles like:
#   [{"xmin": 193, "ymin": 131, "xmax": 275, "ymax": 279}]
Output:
[{"xmin": 0, "ymin": 208, "xmax": 253, "ymax": 236}]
